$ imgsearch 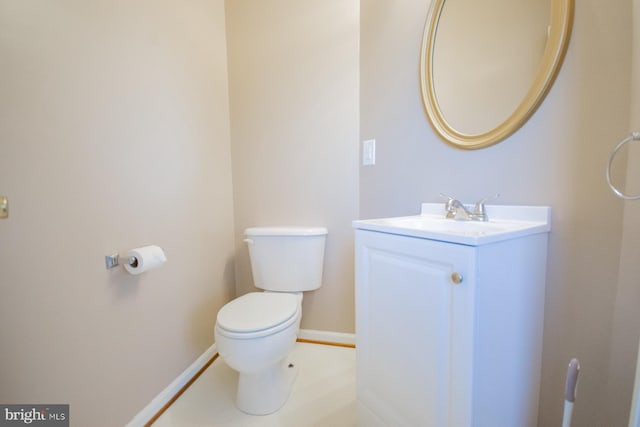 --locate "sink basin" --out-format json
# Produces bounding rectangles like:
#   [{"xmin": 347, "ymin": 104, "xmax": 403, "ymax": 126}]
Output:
[{"xmin": 353, "ymin": 203, "xmax": 551, "ymax": 245}]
